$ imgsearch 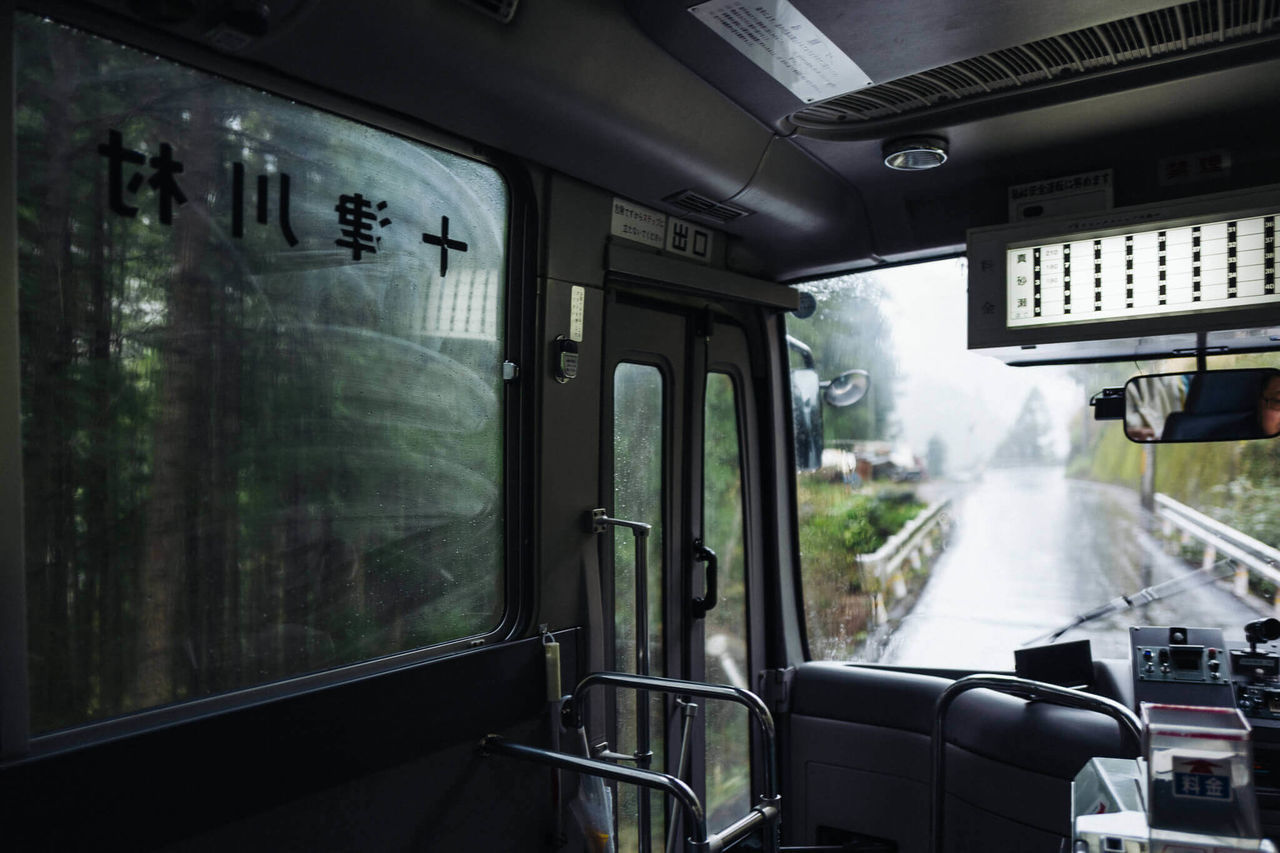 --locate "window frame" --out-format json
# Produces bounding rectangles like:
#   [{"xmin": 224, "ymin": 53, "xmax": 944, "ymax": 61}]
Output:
[{"xmin": 0, "ymin": 5, "xmax": 535, "ymax": 758}]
